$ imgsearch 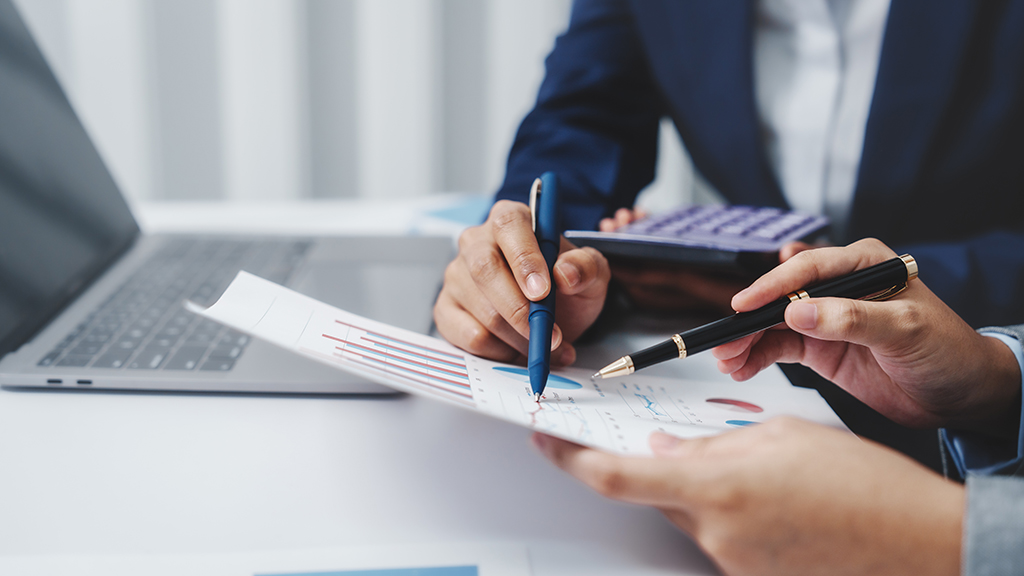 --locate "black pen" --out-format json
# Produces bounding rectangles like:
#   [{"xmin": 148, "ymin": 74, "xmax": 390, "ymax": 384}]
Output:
[{"xmin": 593, "ymin": 254, "xmax": 918, "ymax": 379}]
